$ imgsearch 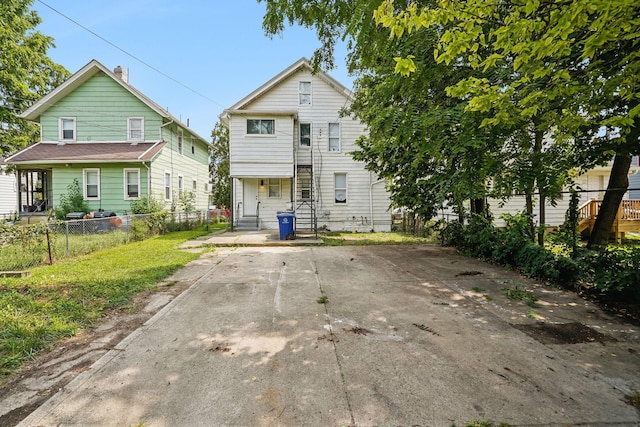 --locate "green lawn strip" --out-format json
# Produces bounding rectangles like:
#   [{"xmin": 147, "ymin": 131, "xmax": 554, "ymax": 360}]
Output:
[
  {"xmin": 320, "ymin": 231, "xmax": 436, "ymax": 246},
  {"xmin": 0, "ymin": 228, "xmax": 209, "ymax": 376}
]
